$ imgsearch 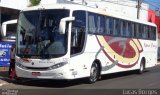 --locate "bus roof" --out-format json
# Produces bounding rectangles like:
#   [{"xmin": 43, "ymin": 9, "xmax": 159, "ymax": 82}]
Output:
[{"xmin": 22, "ymin": 4, "xmax": 156, "ymax": 27}]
